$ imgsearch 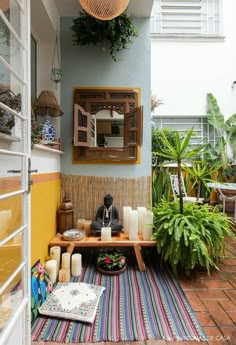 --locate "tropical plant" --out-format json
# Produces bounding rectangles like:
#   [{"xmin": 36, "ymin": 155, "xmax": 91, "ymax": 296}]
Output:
[
  {"xmin": 96, "ymin": 250, "xmax": 126, "ymax": 271},
  {"xmin": 152, "ymin": 127, "xmax": 177, "ymax": 166},
  {"xmin": 183, "ymin": 160, "xmax": 222, "ymax": 200},
  {"xmin": 152, "ymin": 167, "xmax": 171, "ymax": 206},
  {"xmin": 71, "ymin": 11, "xmax": 138, "ymax": 61},
  {"xmin": 207, "ymin": 93, "xmax": 236, "ymax": 168},
  {"xmin": 152, "ymin": 199, "xmax": 235, "ymax": 275},
  {"xmin": 152, "ymin": 128, "xmax": 205, "ymax": 213}
]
